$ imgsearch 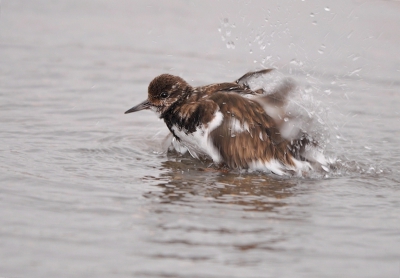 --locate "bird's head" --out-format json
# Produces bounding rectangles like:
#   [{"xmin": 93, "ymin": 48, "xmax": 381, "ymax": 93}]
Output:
[{"xmin": 125, "ymin": 74, "xmax": 192, "ymax": 116}]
